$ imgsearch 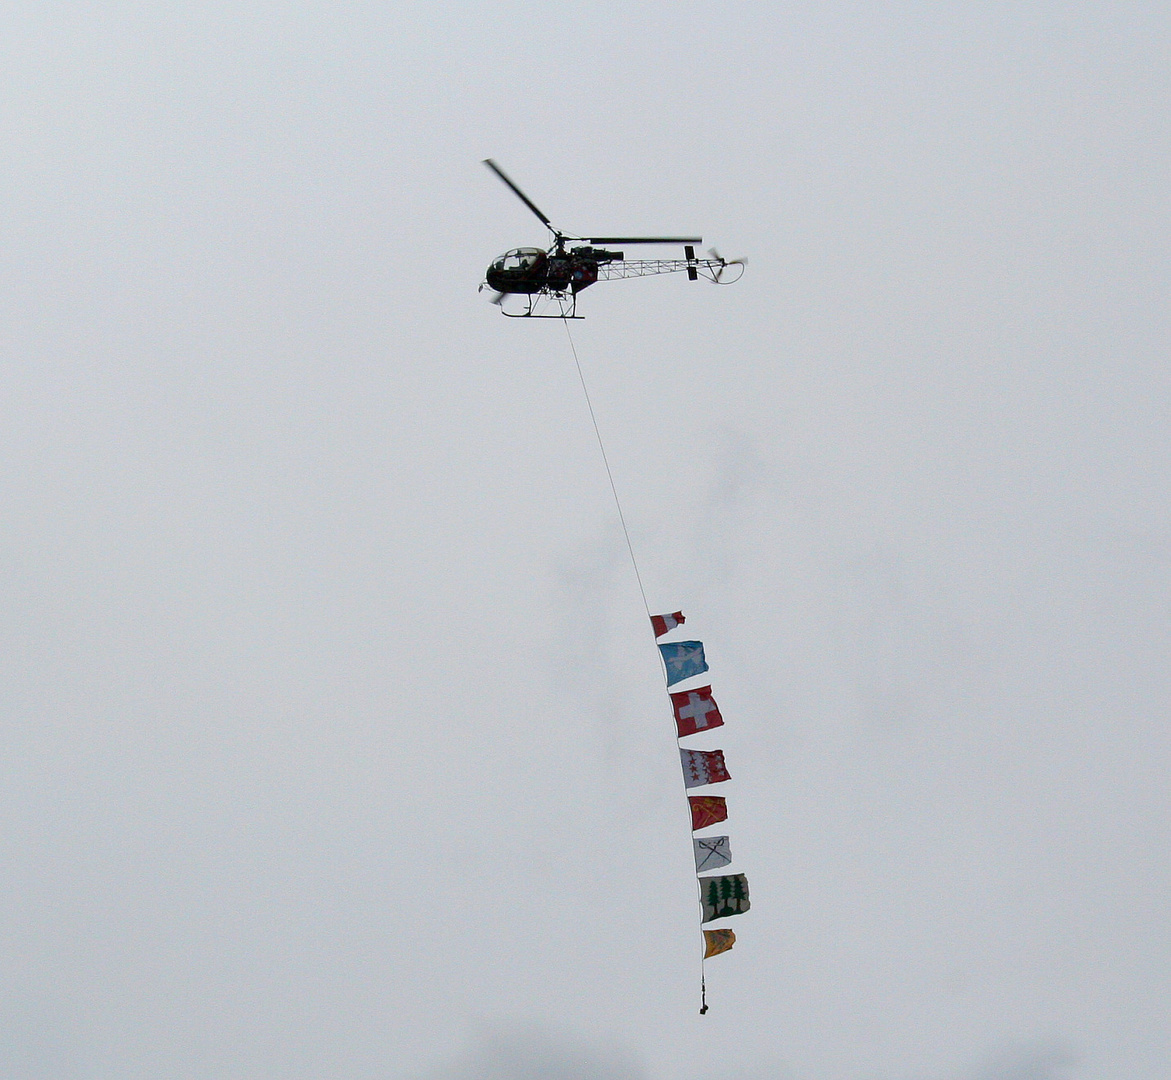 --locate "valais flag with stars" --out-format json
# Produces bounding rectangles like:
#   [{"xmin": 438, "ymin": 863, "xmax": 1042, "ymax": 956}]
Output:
[
  {"xmin": 670, "ymin": 686, "xmax": 724, "ymax": 738},
  {"xmin": 680, "ymin": 748, "xmax": 731, "ymax": 788},
  {"xmin": 650, "ymin": 611, "xmax": 685, "ymax": 638}
]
